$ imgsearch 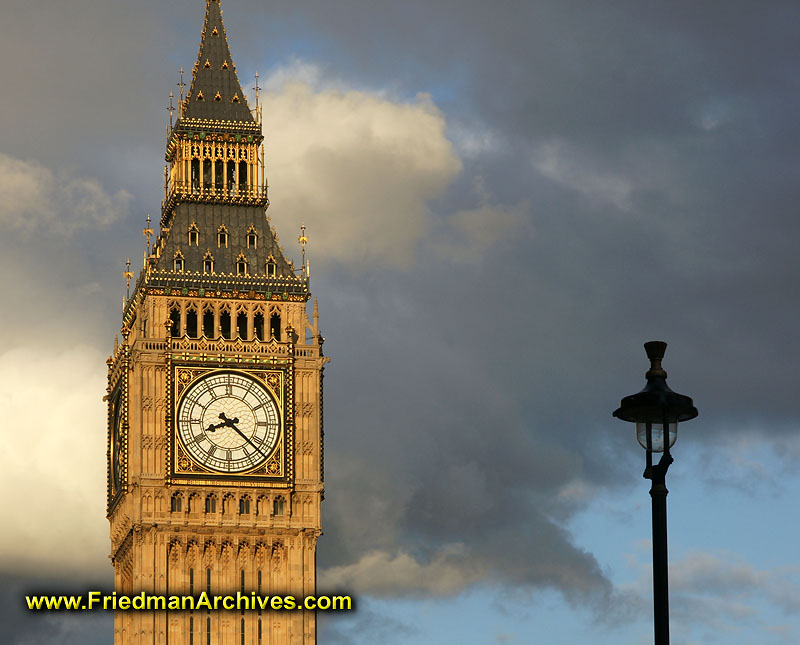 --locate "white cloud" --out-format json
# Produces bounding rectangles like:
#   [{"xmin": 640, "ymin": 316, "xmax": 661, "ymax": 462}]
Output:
[
  {"xmin": 0, "ymin": 153, "xmax": 131, "ymax": 234},
  {"xmin": 262, "ymin": 81, "xmax": 462, "ymax": 269},
  {"xmin": 0, "ymin": 344, "xmax": 109, "ymax": 576},
  {"xmin": 263, "ymin": 58, "xmax": 325, "ymax": 91},
  {"xmin": 259, "ymin": 71, "xmax": 527, "ymax": 270},
  {"xmin": 320, "ymin": 545, "xmax": 485, "ymax": 596}
]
